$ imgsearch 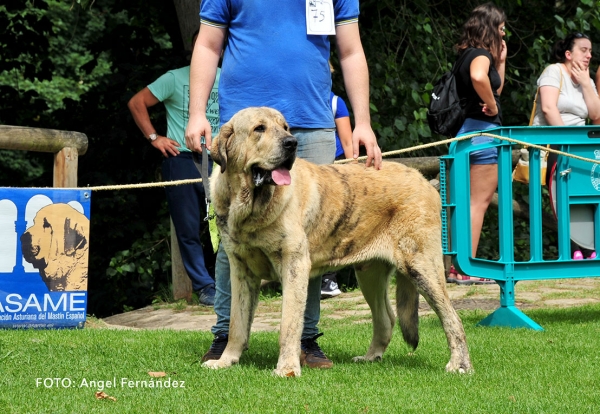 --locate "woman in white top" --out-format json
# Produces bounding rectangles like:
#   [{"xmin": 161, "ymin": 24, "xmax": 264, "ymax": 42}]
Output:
[
  {"xmin": 532, "ymin": 33, "xmax": 600, "ymax": 127},
  {"xmin": 532, "ymin": 32, "xmax": 600, "ymax": 259}
]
